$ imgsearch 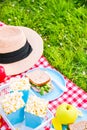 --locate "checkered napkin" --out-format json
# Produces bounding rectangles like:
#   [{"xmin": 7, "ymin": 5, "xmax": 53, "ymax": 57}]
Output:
[{"xmin": 0, "ymin": 22, "xmax": 87, "ymax": 130}]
